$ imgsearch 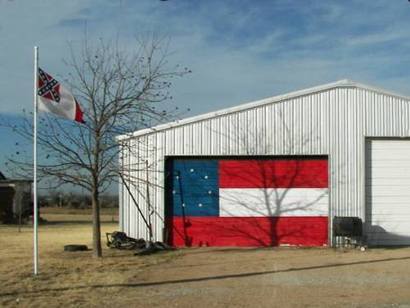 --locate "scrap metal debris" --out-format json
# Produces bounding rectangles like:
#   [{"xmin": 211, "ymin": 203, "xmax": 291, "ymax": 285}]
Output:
[{"xmin": 106, "ymin": 231, "xmax": 174, "ymax": 255}]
